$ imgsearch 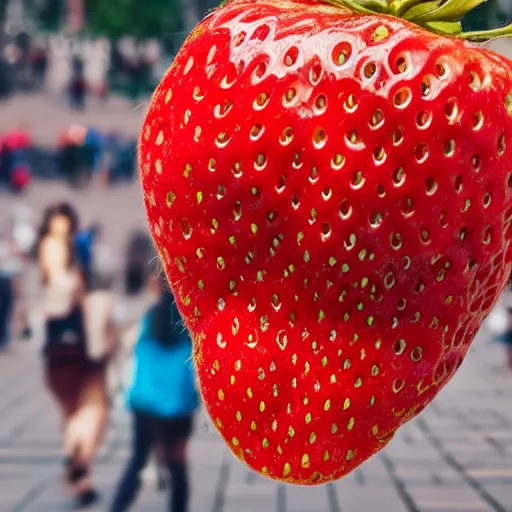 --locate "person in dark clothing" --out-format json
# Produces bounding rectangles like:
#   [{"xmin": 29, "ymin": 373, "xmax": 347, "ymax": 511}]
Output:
[
  {"xmin": 69, "ymin": 76, "xmax": 87, "ymax": 110},
  {"xmin": 117, "ymin": 140, "xmax": 136, "ymax": 181},
  {"xmin": 31, "ymin": 46, "xmax": 48, "ymax": 90},
  {"xmin": 58, "ymin": 143, "xmax": 81, "ymax": 184},
  {"xmin": 0, "ymin": 273, "xmax": 13, "ymax": 350},
  {"xmin": 69, "ymin": 57, "xmax": 87, "ymax": 110},
  {"xmin": 0, "ymin": 59, "xmax": 13, "ymax": 99},
  {"xmin": 124, "ymin": 231, "xmax": 154, "ymax": 295},
  {"xmin": 76, "ymin": 223, "xmax": 101, "ymax": 286},
  {"xmin": 58, "ymin": 128, "xmax": 93, "ymax": 187},
  {"xmin": 110, "ymin": 273, "xmax": 199, "ymax": 512},
  {"xmin": 0, "ymin": 143, "xmax": 14, "ymax": 187}
]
